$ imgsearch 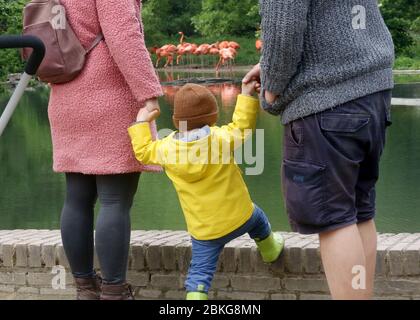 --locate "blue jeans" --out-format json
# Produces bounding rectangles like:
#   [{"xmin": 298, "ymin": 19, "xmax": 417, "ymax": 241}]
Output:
[{"xmin": 185, "ymin": 204, "xmax": 271, "ymax": 293}]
